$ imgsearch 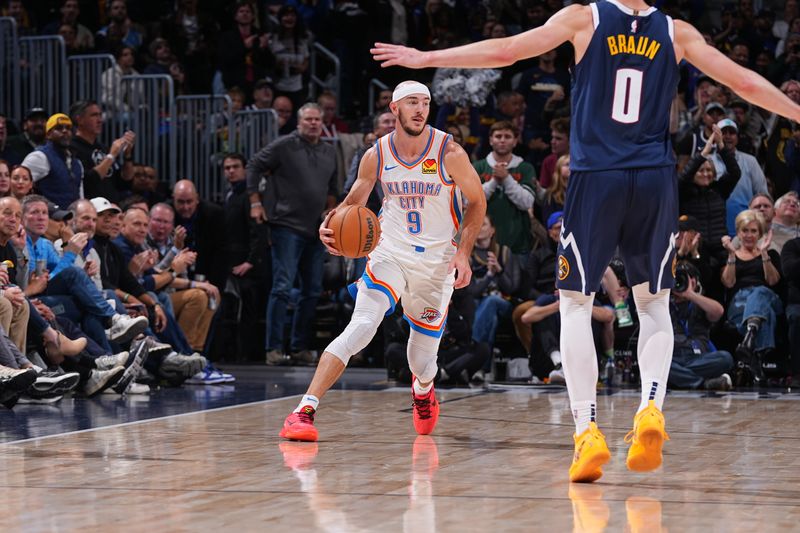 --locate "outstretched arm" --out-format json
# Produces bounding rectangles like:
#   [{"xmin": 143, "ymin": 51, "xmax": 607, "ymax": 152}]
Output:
[
  {"xmin": 676, "ymin": 20, "xmax": 800, "ymax": 122},
  {"xmin": 446, "ymin": 142, "xmax": 487, "ymax": 289},
  {"xmin": 371, "ymin": 5, "xmax": 587, "ymax": 69}
]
